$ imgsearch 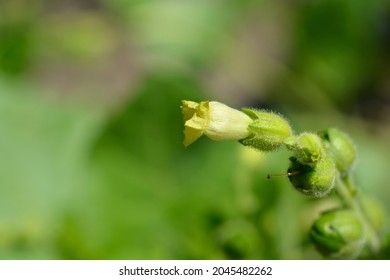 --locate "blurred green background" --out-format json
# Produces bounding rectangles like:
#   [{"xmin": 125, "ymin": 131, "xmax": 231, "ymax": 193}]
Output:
[{"xmin": 0, "ymin": 0, "xmax": 389, "ymax": 259}]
